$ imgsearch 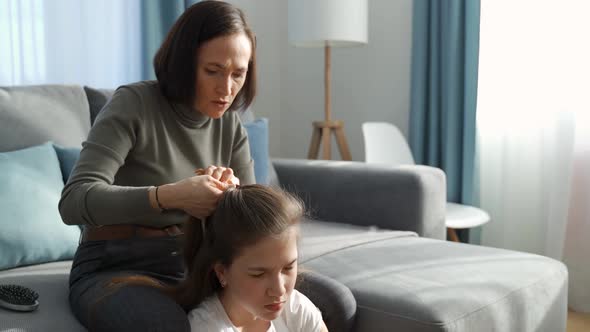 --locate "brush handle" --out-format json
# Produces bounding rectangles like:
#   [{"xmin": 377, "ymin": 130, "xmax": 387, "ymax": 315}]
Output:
[{"xmin": 0, "ymin": 298, "xmax": 39, "ymax": 312}]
